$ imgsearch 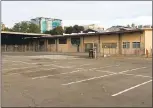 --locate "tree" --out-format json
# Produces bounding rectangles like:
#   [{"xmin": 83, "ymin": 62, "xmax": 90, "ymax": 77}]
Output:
[
  {"xmin": 73, "ymin": 25, "xmax": 84, "ymax": 33},
  {"xmin": 3, "ymin": 27, "xmax": 13, "ymax": 32},
  {"xmin": 12, "ymin": 21, "xmax": 40, "ymax": 33},
  {"xmin": 44, "ymin": 30, "xmax": 51, "ymax": 34},
  {"xmin": 138, "ymin": 25, "xmax": 143, "ymax": 29},
  {"xmin": 28, "ymin": 23, "xmax": 40, "ymax": 33},
  {"xmin": 131, "ymin": 23, "xmax": 135, "ymax": 28},
  {"xmin": 52, "ymin": 26, "xmax": 64, "ymax": 35},
  {"xmin": 12, "ymin": 23, "xmax": 21, "ymax": 32},
  {"xmin": 65, "ymin": 26, "xmax": 73, "ymax": 34},
  {"xmin": 65, "ymin": 25, "xmax": 84, "ymax": 34},
  {"xmin": 73, "ymin": 25, "xmax": 80, "ymax": 33},
  {"xmin": 127, "ymin": 24, "xmax": 130, "ymax": 27},
  {"xmin": 45, "ymin": 26, "xmax": 64, "ymax": 35},
  {"xmin": 78, "ymin": 26, "xmax": 84, "ymax": 32}
]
